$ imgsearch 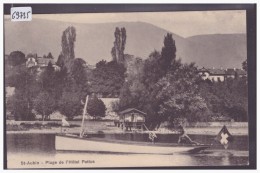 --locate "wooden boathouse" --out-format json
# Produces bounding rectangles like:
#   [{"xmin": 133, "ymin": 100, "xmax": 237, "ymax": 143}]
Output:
[{"xmin": 116, "ymin": 108, "xmax": 146, "ymax": 131}]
